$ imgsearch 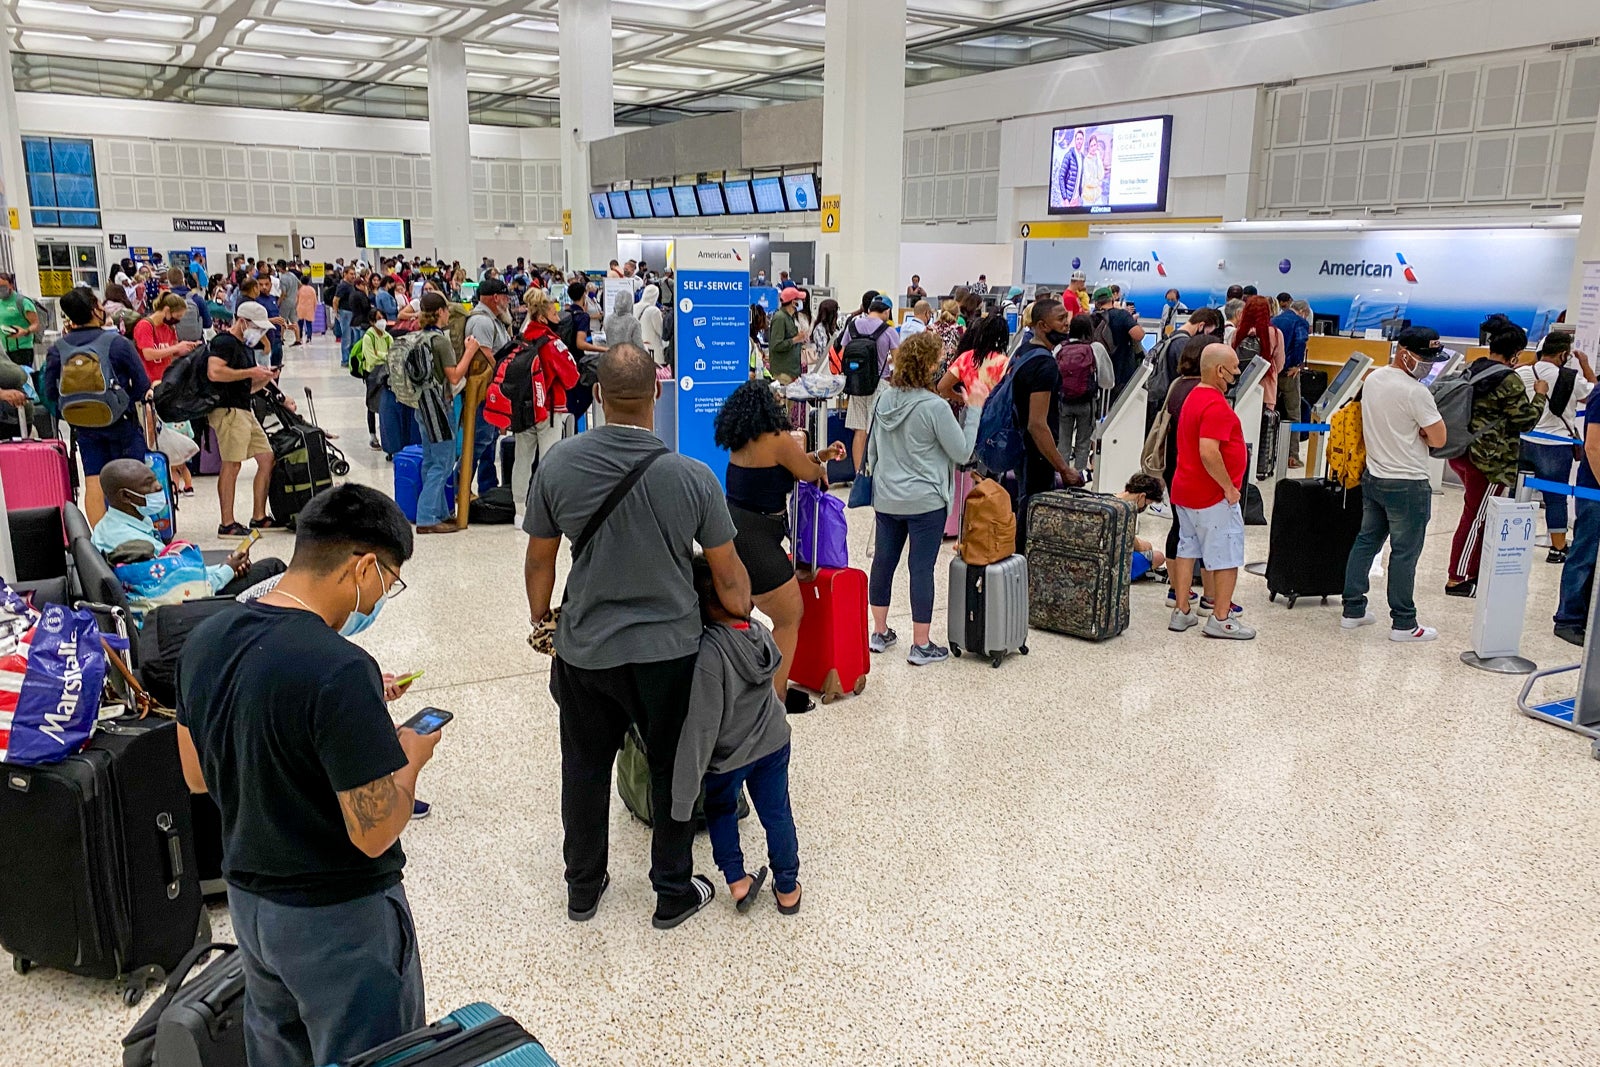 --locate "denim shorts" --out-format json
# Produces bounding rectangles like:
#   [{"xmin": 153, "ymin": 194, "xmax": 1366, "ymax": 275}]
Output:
[{"xmin": 1175, "ymin": 499, "xmax": 1246, "ymax": 570}]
